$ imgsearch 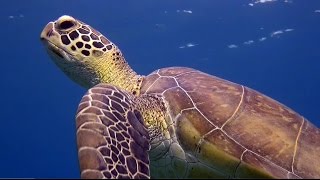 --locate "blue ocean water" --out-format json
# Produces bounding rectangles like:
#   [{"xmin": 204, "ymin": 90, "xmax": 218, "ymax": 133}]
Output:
[{"xmin": 0, "ymin": 0, "xmax": 319, "ymax": 178}]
